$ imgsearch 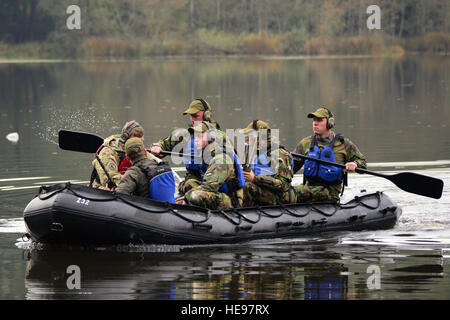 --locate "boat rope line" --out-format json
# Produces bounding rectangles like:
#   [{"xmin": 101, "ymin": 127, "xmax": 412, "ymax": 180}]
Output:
[
  {"xmin": 219, "ymin": 210, "xmax": 242, "ymax": 225},
  {"xmin": 117, "ymin": 196, "xmax": 170, "ymax": 214},
  {"xmin": 36, "ymin": 182, "xmax": 384, "ymax": 228},
  {"xmin": 231, "ymin": 208, "xmax": 262, "ymax": 224},
  {"xmin": 255, "ymin": 206, "xmax": 284, "ymax": 218},
  {"xmin": 338, "ymin": 191, "xmax": 382, "ymax": 210},
  {"xmin": 310, "ymin": 203, "xmax": 339, "ymax": 217},
  {"xmin": 169, "ymin": 207, "xmax": 211, "ymax": 224},
  {"xmin": 278, "ymin": 204, "xmax": 311, "ymax": 218}
]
